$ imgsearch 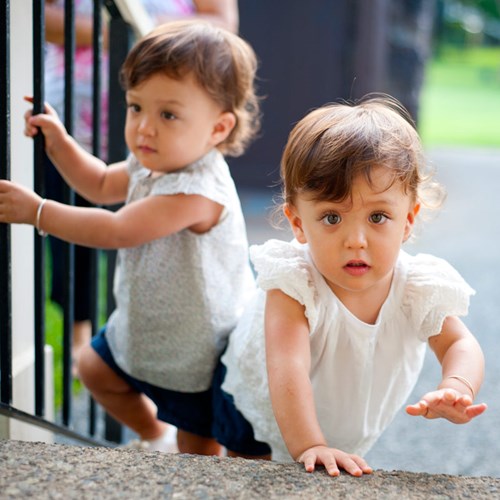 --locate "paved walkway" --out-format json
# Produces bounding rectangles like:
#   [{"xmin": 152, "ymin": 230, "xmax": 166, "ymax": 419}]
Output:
[{"xmin": 3, "ymin": 439, "xmax": 500, "ymax": 499}]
